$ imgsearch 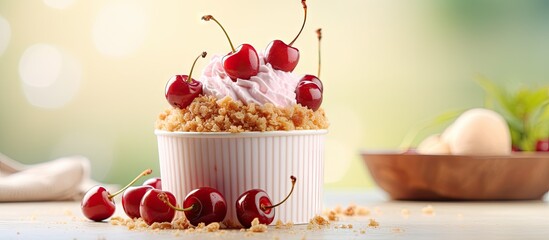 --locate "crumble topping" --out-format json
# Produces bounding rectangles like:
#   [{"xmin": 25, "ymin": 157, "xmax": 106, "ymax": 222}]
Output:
[{"xmin": 156, "ymin": 96, "xmax": 329, "ymax": 132}]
